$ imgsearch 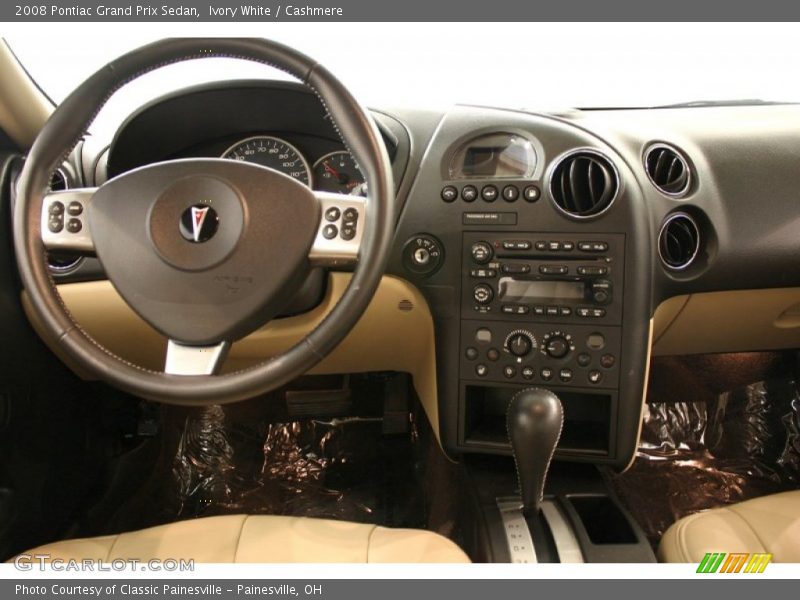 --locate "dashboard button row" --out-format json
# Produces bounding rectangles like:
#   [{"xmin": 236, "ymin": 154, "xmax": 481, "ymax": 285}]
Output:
[
  {"xmin": 442, "ymin": 184, "xmax": 541, "ymax": 204},
  {"xmin": 322, "ymin": 205, "xmax": 358, "ymax": 241}
]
